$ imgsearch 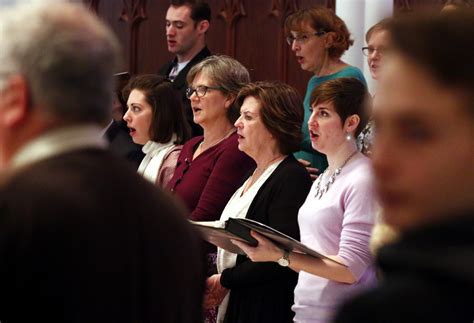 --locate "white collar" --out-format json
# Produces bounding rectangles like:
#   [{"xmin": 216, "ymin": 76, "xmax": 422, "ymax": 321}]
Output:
[
  {"xmin": 11, "ymin": 124, "xmax": 107, "ymax": 170},
  {"xmin": 142, "ymin": 135, "xmax": 177, "ymax": 156}
]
